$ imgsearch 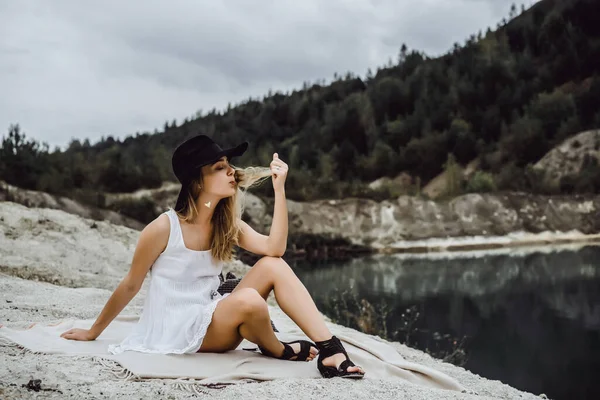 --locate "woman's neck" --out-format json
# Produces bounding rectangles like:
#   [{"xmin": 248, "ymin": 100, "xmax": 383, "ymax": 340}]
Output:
[{"xmin": 192, "ymin": 196, "xmax": 218, "ymax": 226}]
